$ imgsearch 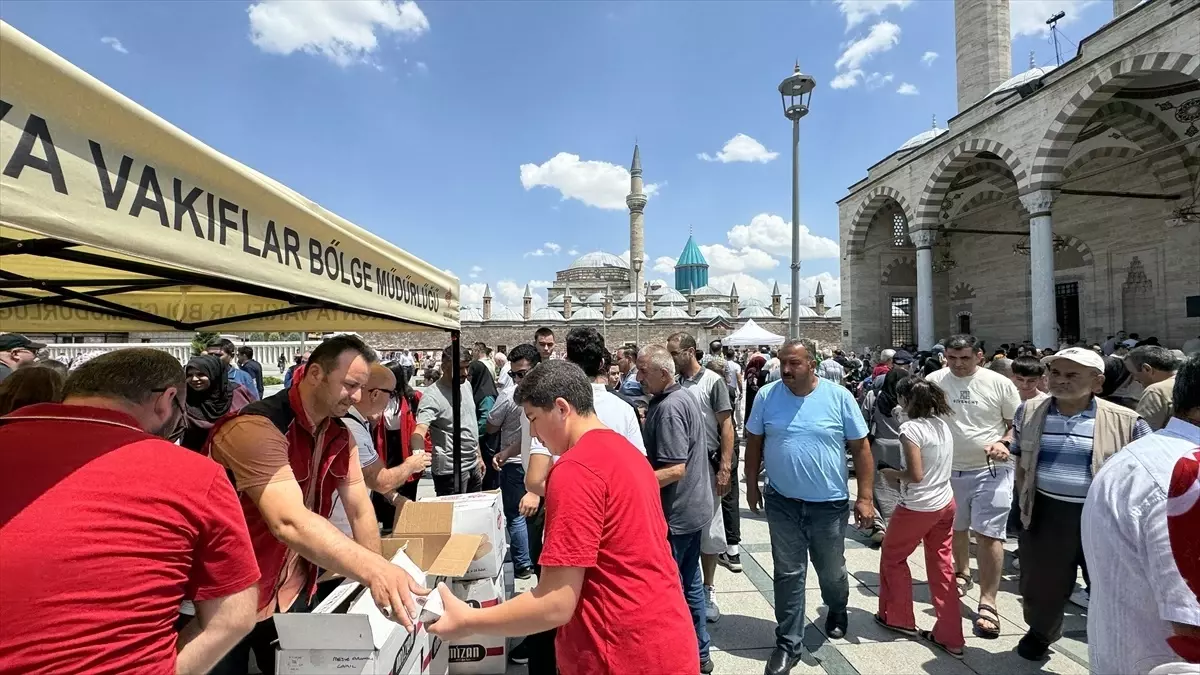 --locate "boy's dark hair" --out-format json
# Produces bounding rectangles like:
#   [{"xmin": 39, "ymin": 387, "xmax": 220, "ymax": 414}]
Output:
[
  {"xmin": 206, "ymin": 337, "xmax": 236, "ymax": 356},
  {"xmin": 566, "ymin": 326, "xmax": 608, "ymax": 378},
  {"xmin": 64, "ymin": 348, "xmax": 185, "ymax": 405},
  {"xmin": 668, "ymin": 332, "xmax": 698, "ymax": 352},
  {"xmin": 1174, "ymin": 354, "xmax": 1200, "ymax": 416},
  {"xmin": 237, "ymin": 345, "xmax": 254, "ymax": 359},
  {"xmin": 1011, "ymin": 356, "xmax": 1045, "ymax": 378},
  {"xmin": 619, "ymin": 345, "xmax": 638, "ymax": 361},
  {"xmin": 309, "ymin": 335, "xmax": 377, "ymax": 377},
  {"xmin": 897, "ymin": 376, "xmax": 954, "ymax": 419},
  {"xmin": 534, "ymin": 327, "xmax": 555, "ymax": 340},
  {"xmin": 944, "ymin": 334, "xmax": 979, "ymax": 352},
  {"xmin": 1126, "ymin": 345, "xmax": 1178, "ymax": 373},
  {"xmin": 514, "ymin": 359, "xmax": 595, "ymax": 414},
  {"xmin": 507, "ymin": 343, "xmax": 541, "ymax": 367}
]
